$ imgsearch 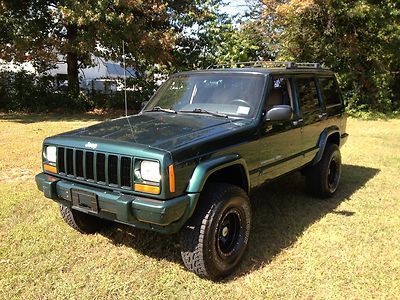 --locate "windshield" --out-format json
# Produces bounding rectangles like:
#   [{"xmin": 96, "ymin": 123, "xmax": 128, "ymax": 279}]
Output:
[{"xmin": 145, "ymin": 73, "xmax": 266, "ymax": 118}]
